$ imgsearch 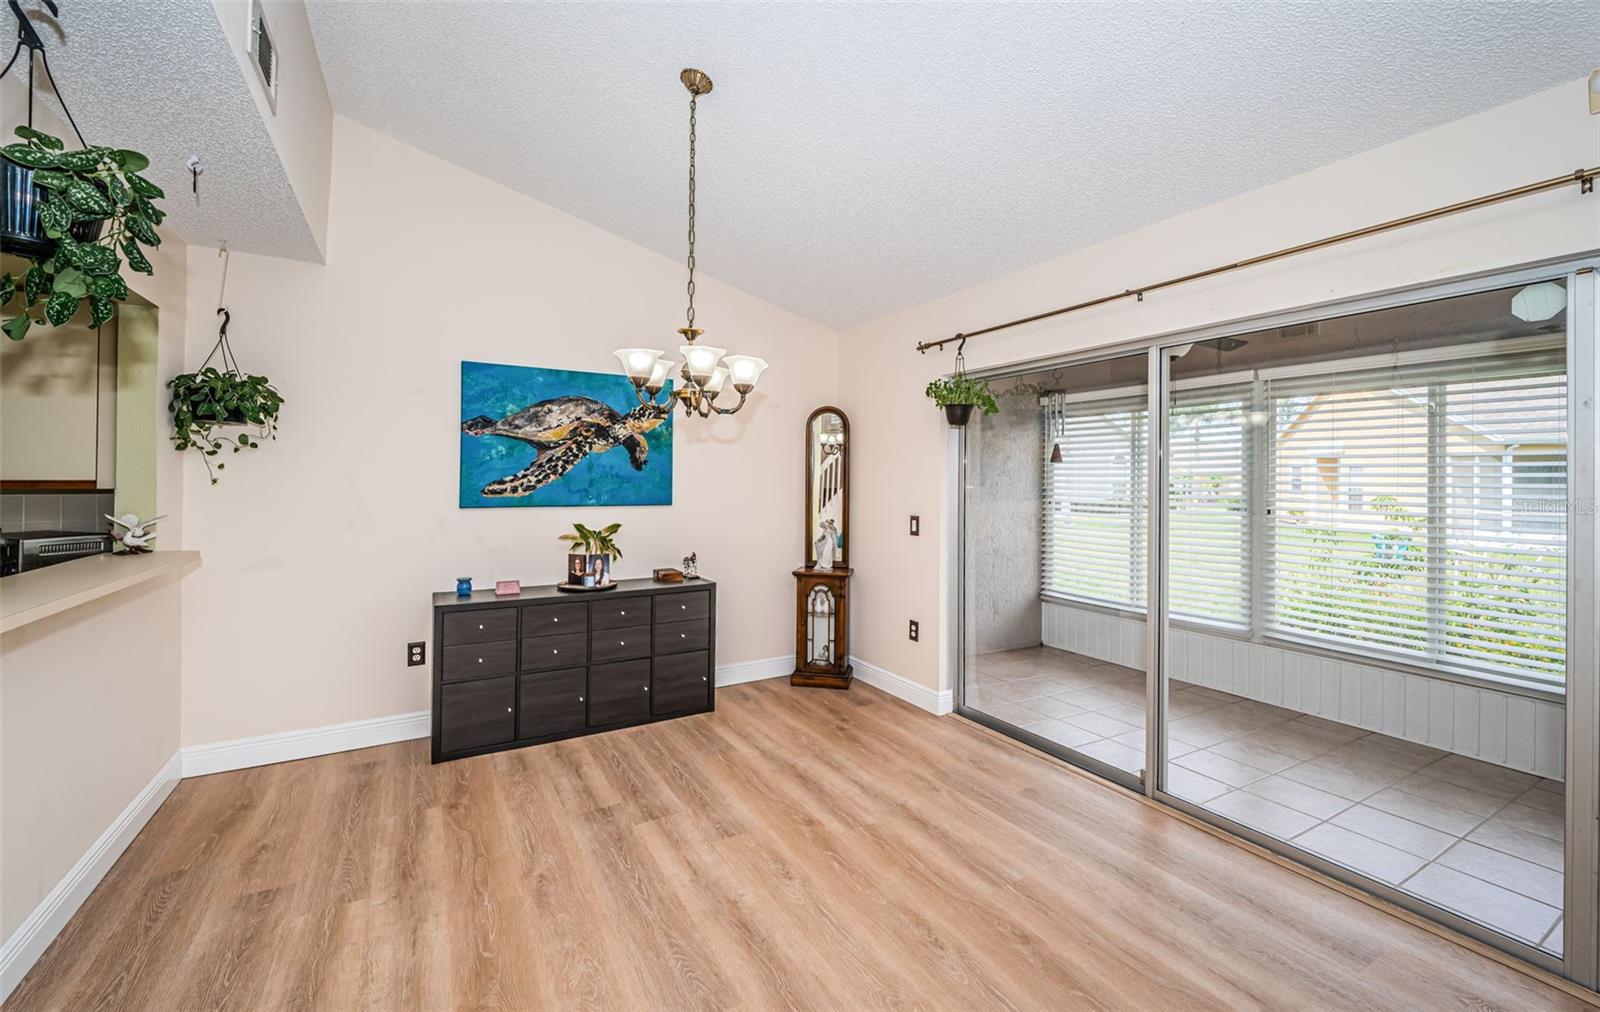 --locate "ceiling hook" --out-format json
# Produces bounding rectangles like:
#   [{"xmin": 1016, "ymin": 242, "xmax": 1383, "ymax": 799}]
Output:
[
  {"xmin": 216, "ymin": 306, "xmax": 230, "ymax": 338},
  {"xmin": 5, "ymin": 0, "xmax": 57, "ymax": 57}
]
